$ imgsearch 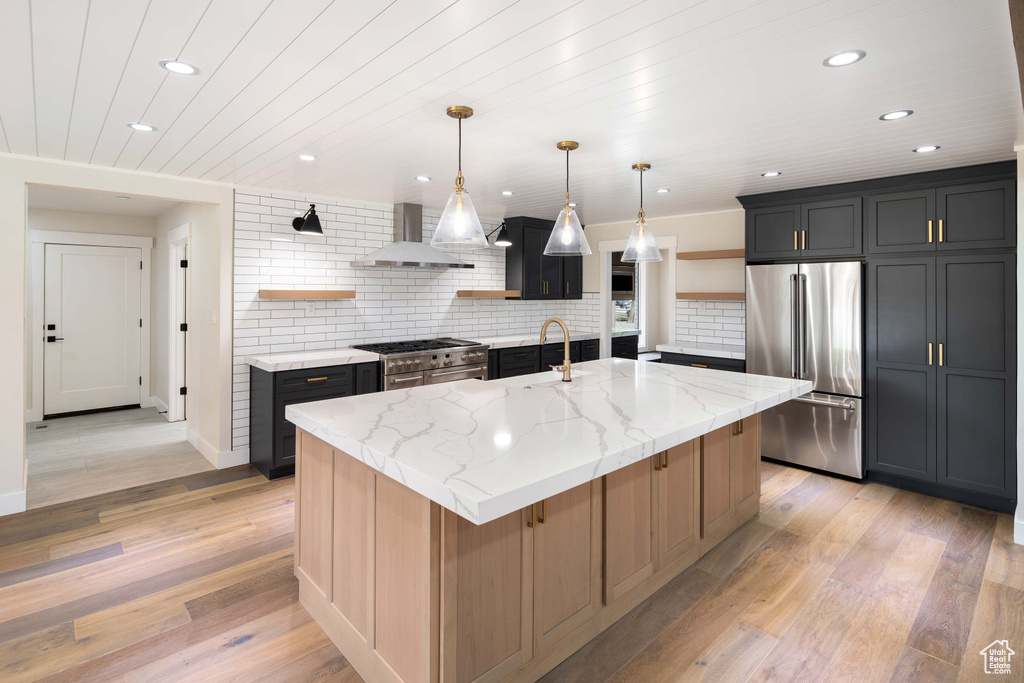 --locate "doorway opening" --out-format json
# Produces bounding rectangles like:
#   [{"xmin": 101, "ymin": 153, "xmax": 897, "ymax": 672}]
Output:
[{"xmin": 24, "ymin": 185, "xmax": 210, "ymax": 509}]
